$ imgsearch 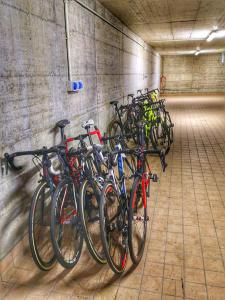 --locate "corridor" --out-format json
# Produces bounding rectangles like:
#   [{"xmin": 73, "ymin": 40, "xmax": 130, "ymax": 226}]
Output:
[{"xmin": 1, "ymin": 96, "xmax": 225, "ymax": 300}]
